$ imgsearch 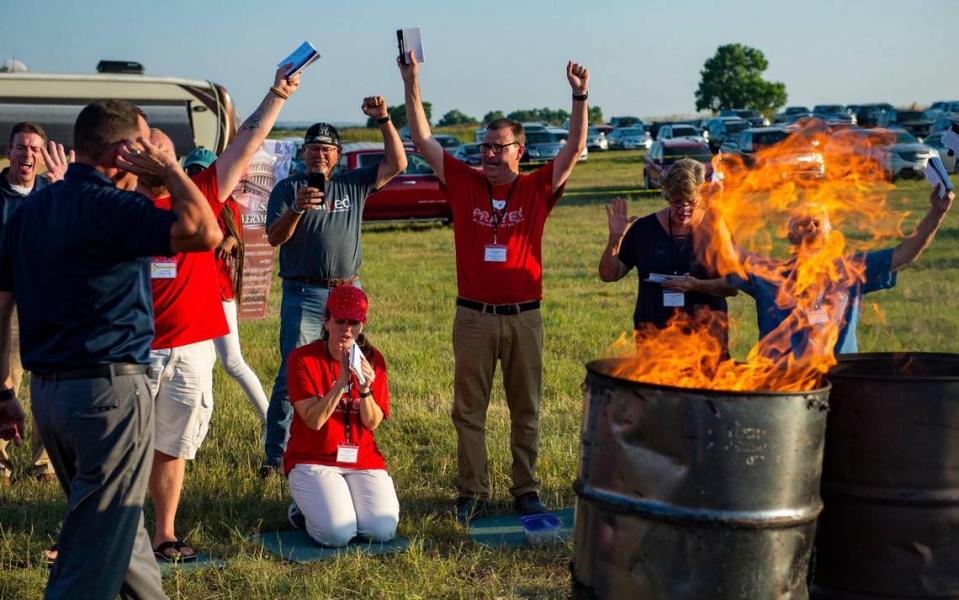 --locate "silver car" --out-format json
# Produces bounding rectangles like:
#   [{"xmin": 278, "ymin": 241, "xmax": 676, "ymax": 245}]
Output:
[
  {"xmin": 880, "ymin": 130, "xmax": 937, "ymax": 180},
  {"xmin": 587, "ymin": 126, "xmax": 609, "ymax": 151},
  {"xmin": 608, "ymin": 127, "xmax": 652, "ymax": 150}
]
